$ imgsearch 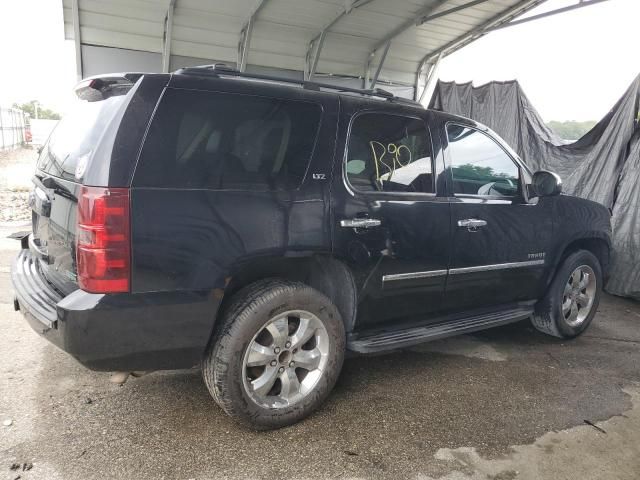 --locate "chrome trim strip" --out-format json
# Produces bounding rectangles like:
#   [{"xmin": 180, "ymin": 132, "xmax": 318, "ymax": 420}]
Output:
[
  {"xmin": 382, "ymin": 260, "xmax": 544, "ymax": 283},
  {"xmin": 449, "ymin": 259, "xmax": 545, "ymax": 275},
  {"xmin": 382, "ymin": 269, "xmax": 448, "ymax": 282}
]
